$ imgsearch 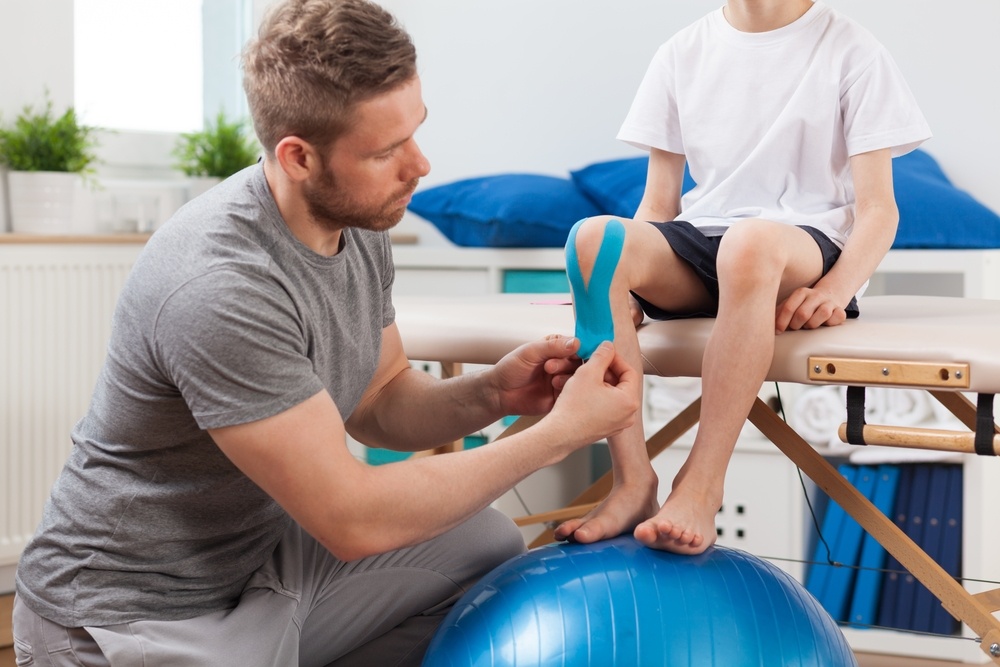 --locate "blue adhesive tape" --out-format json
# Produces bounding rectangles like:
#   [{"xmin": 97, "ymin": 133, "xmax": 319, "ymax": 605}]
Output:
[{"xmin": 565, "ymin": 218, "xmax": 625, "ymax": 359}]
